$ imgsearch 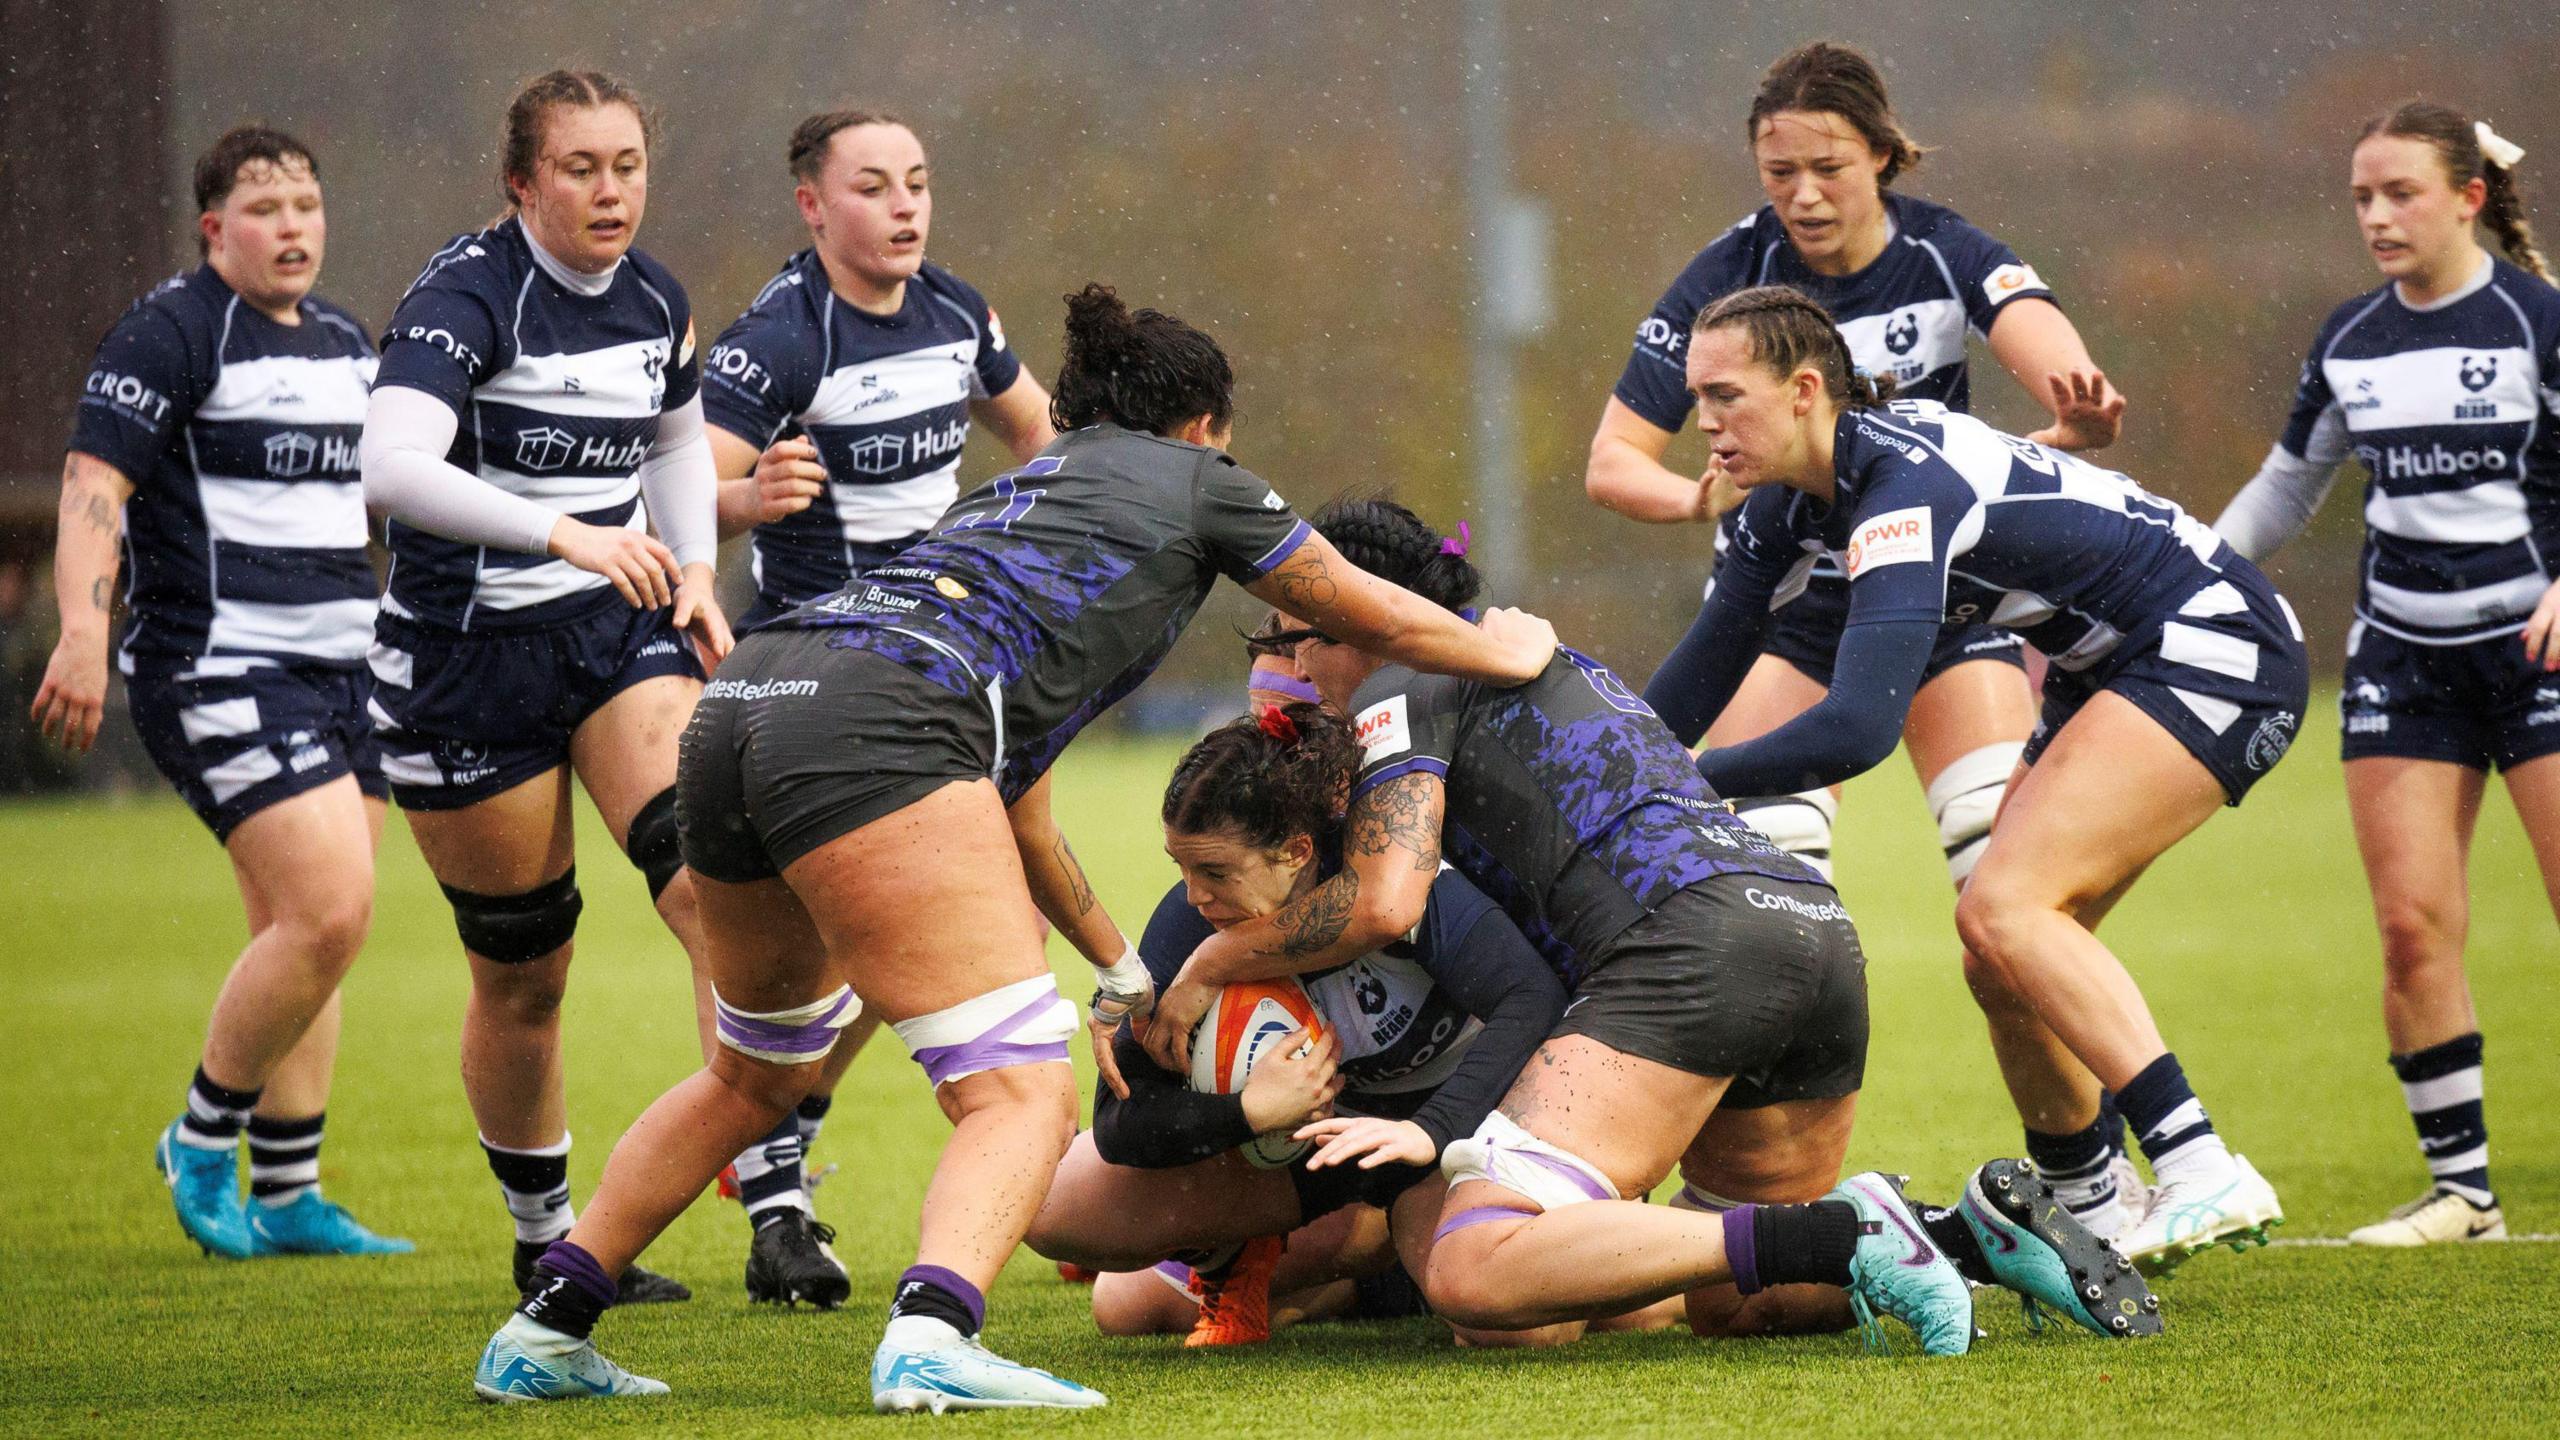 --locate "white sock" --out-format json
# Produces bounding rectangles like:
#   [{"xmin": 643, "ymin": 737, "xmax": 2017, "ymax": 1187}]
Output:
[{"xmin": 883, "ymin": 1315, "xmax": 963, "ymax": 1351}]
